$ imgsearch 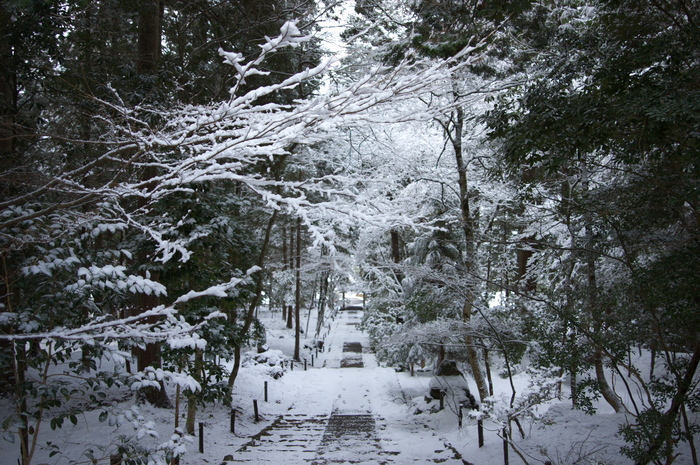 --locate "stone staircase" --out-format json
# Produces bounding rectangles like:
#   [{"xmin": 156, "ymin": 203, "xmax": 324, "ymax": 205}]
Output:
[
  {"xmin": 224, "ymin": 410, "xmax": 467, "ymax": 465},
  {"xmin": 226, "ymin": 413, "xmax": 328, "ymax": 464},
  {"xmin": 222, "ymin": 311, "xmax": 468, "ymax": 465}
]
